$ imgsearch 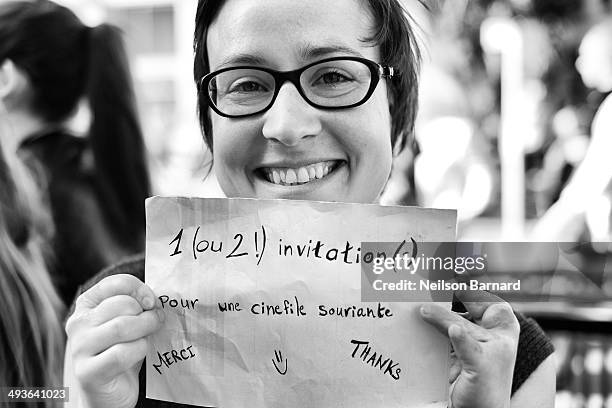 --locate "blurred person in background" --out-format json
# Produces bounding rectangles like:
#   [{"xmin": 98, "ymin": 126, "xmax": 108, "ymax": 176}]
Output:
[
  {"xmin": 382, "ymin": 63, "xmax": 496, "ymax": 225},
  {"xmin": 530, "ymin": 106, "xmax": 590, "ymax": 215},
  {"xmin": 0, "ymin": 0, "xmax": 151, "ymax": 308},
  {"xmin": 0, "ymin": 138, "xmax": 64, "ymax": 405},
  {"xmin": 533, "ymin": 17, "xmax": 612, "ymax": 247}
]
